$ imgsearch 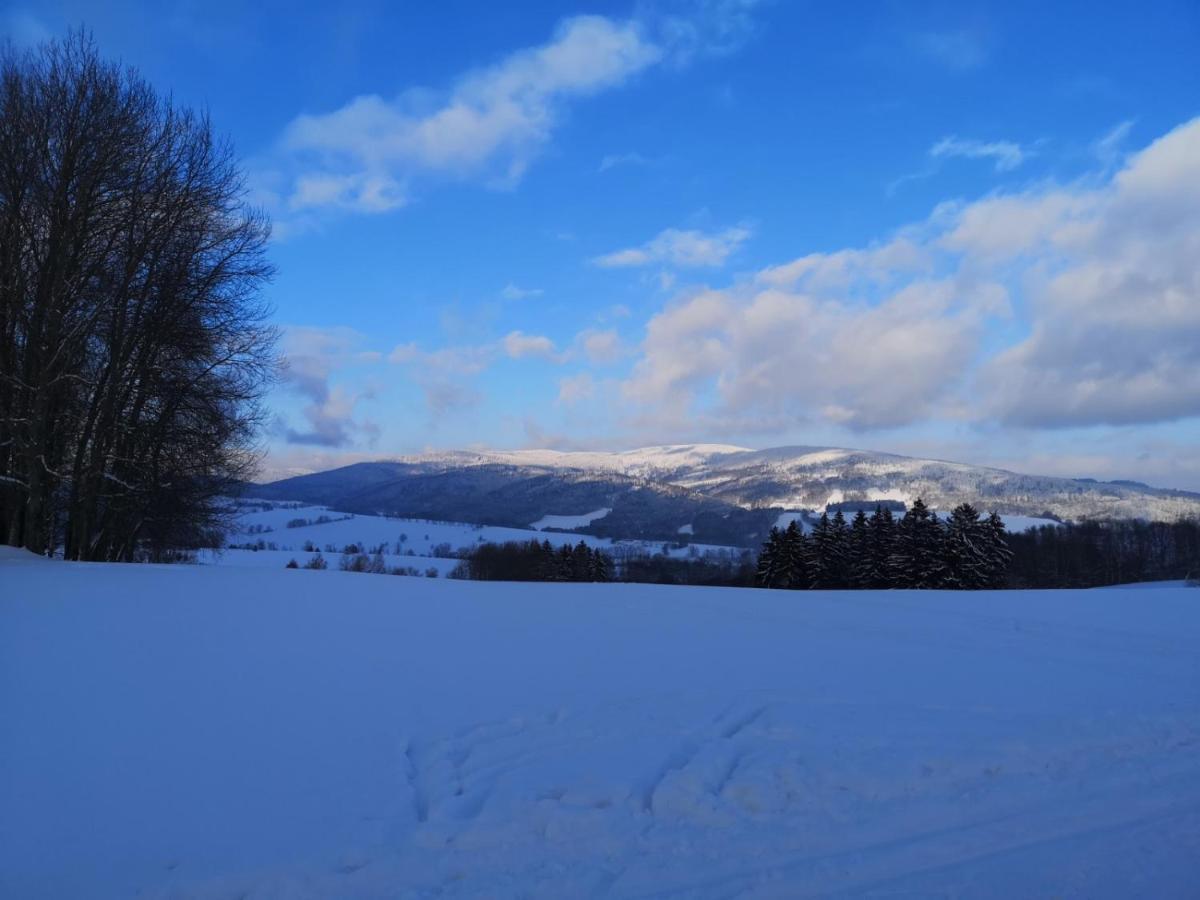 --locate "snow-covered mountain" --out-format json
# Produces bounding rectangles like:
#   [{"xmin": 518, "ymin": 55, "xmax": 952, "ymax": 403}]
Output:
[{"xmin": 251, "ymin": 444, "xmax": 1200, "ymax": 547}]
